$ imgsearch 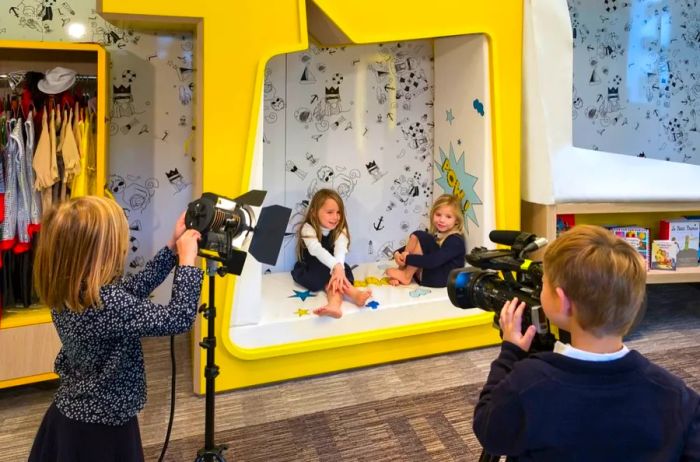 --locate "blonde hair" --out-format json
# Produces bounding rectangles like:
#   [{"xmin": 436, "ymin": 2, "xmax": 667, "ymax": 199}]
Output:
[
  {"xmin": 543, "ymin": 224, "xmax": 646, "ymax": 336},
  {"xmin": 429, "ymin": 194, "xmax": 465, "ymax": 242},
  {"xmin": 34, "ymin": 196, "xmax": 129, "ymax": 313},
  {"xmin": 296, "ymin": 189, "xmax": 350, "ymax": 260}
]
